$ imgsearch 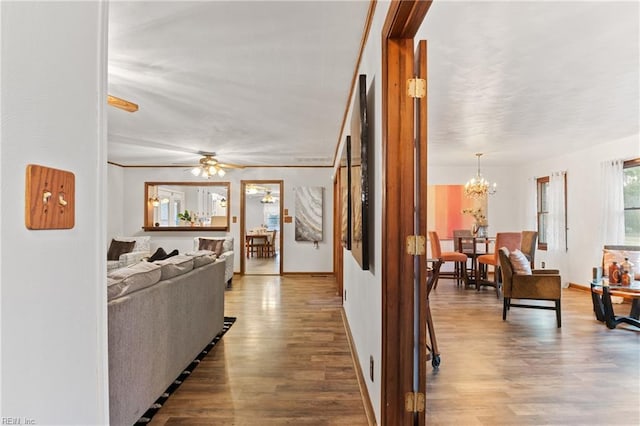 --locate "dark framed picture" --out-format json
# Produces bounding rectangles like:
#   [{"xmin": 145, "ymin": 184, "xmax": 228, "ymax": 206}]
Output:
[
  {"xmin": 340, "ymin": 136, "xmax": 352, "ymax": 250},
  {"xmin": 350, "ymin": 74, "xmax": 369, "ymax": 270}
]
